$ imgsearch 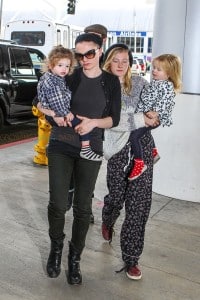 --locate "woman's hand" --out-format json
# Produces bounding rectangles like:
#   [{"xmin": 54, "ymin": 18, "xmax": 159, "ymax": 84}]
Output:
[
  {"xmin": 144, "ymin": 114, "xmax": 160, "ymax": 127},
  {"xmin": 145, "ymin": 111, "xmax": 159, "ymax": 119},
  {"xmin": 75, "ymin": 115, "xmax": 97, "ymax": 135}
]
